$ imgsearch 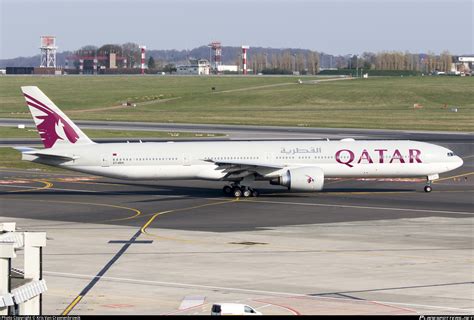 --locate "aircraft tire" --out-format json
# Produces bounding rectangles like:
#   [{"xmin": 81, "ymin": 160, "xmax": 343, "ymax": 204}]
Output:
[
  {"xmin": 223, "ymin": 185, "xmax": 232, "ymax": 195},
  {"xmin": 233, "ymin": 188, "xmax": 242, "ymax": 198}
]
